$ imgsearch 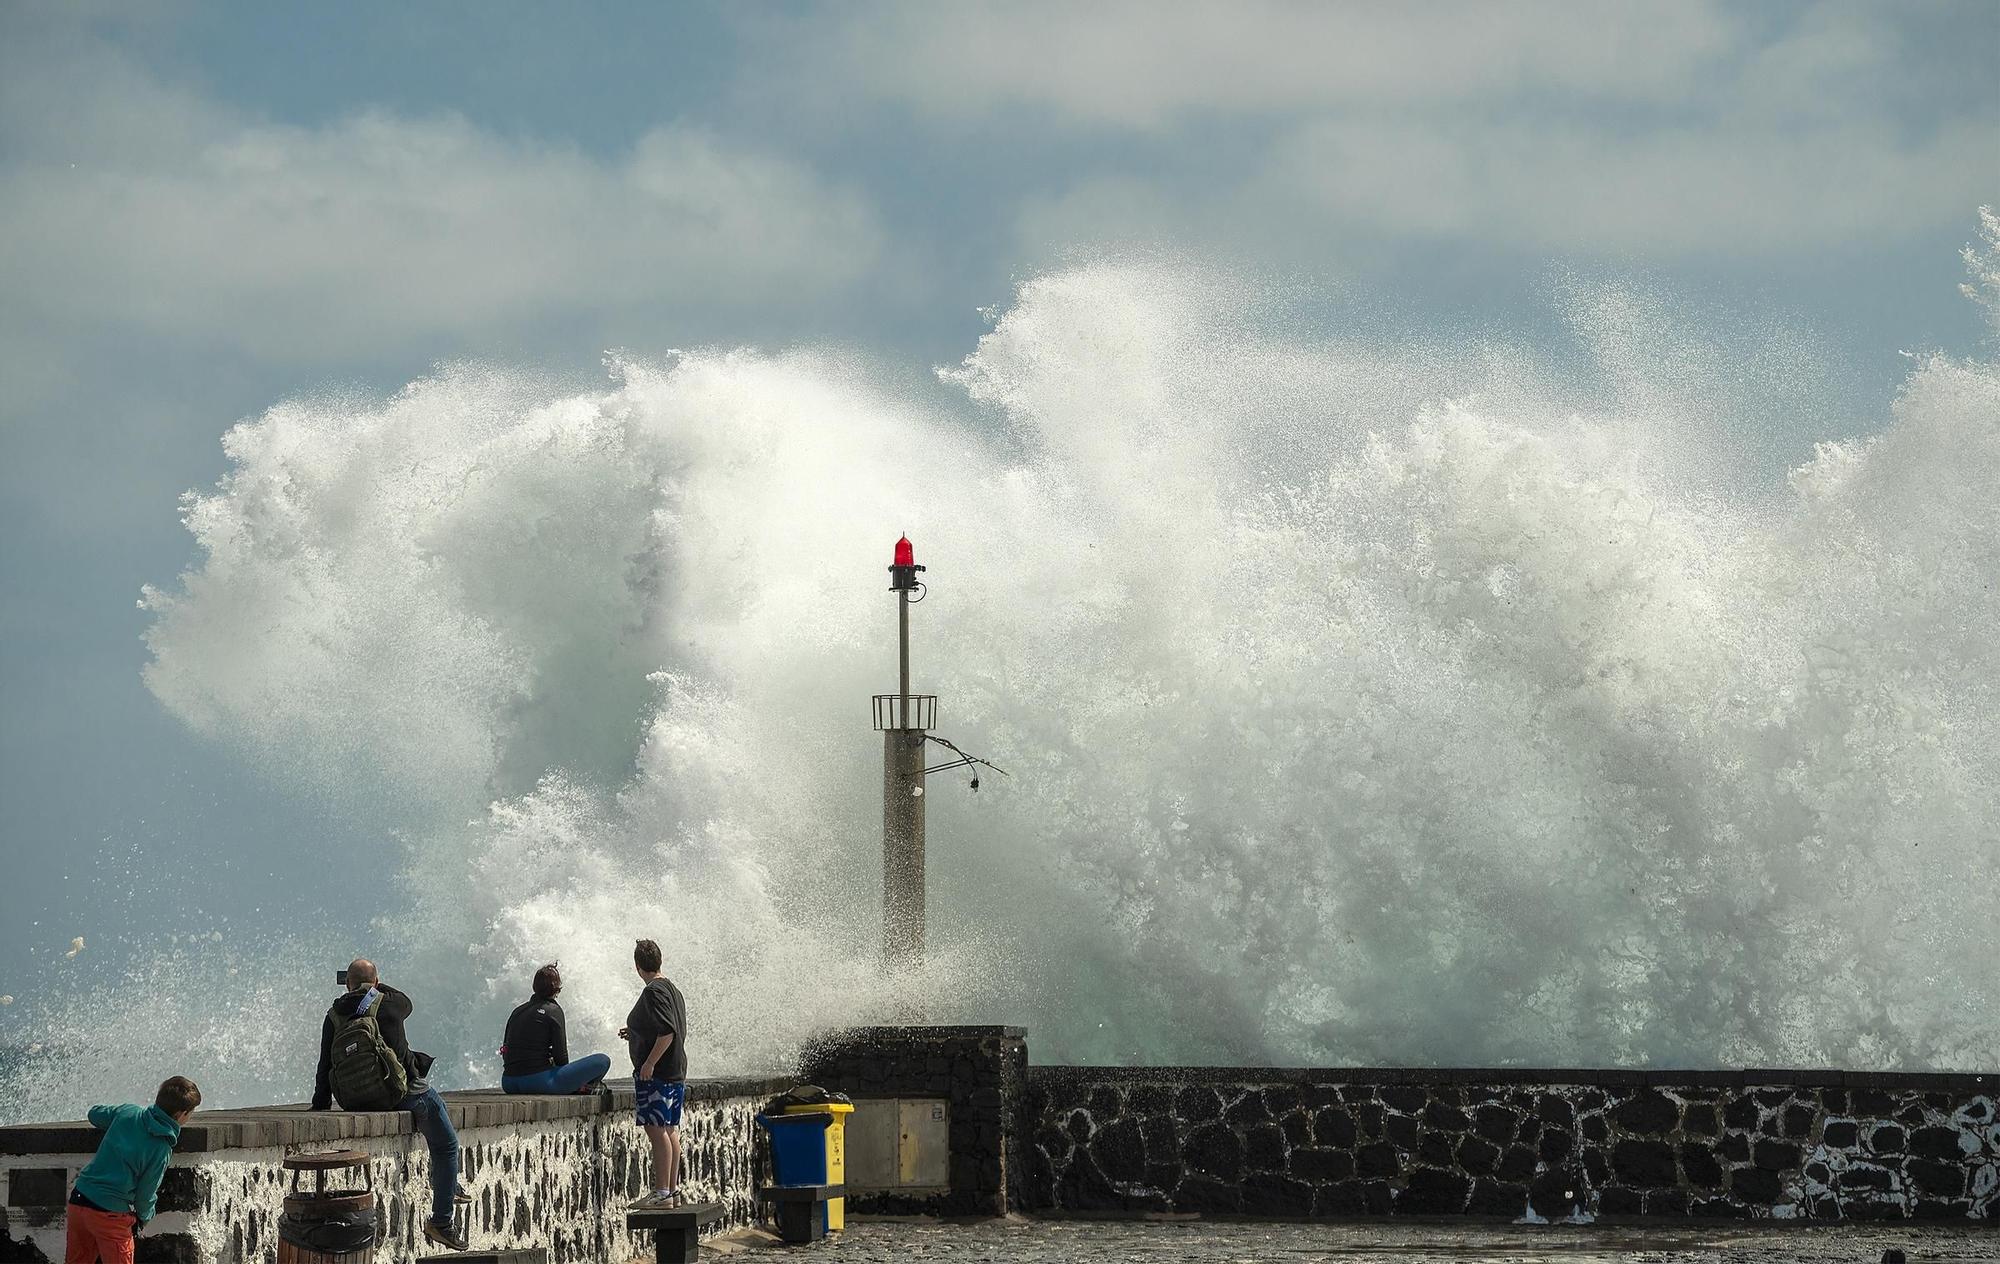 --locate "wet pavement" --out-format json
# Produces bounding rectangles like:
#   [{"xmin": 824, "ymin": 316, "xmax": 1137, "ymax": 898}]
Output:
[{"xmin": 711, "ymin": 1216, "xmax": 1998, "ymax": 1262}]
